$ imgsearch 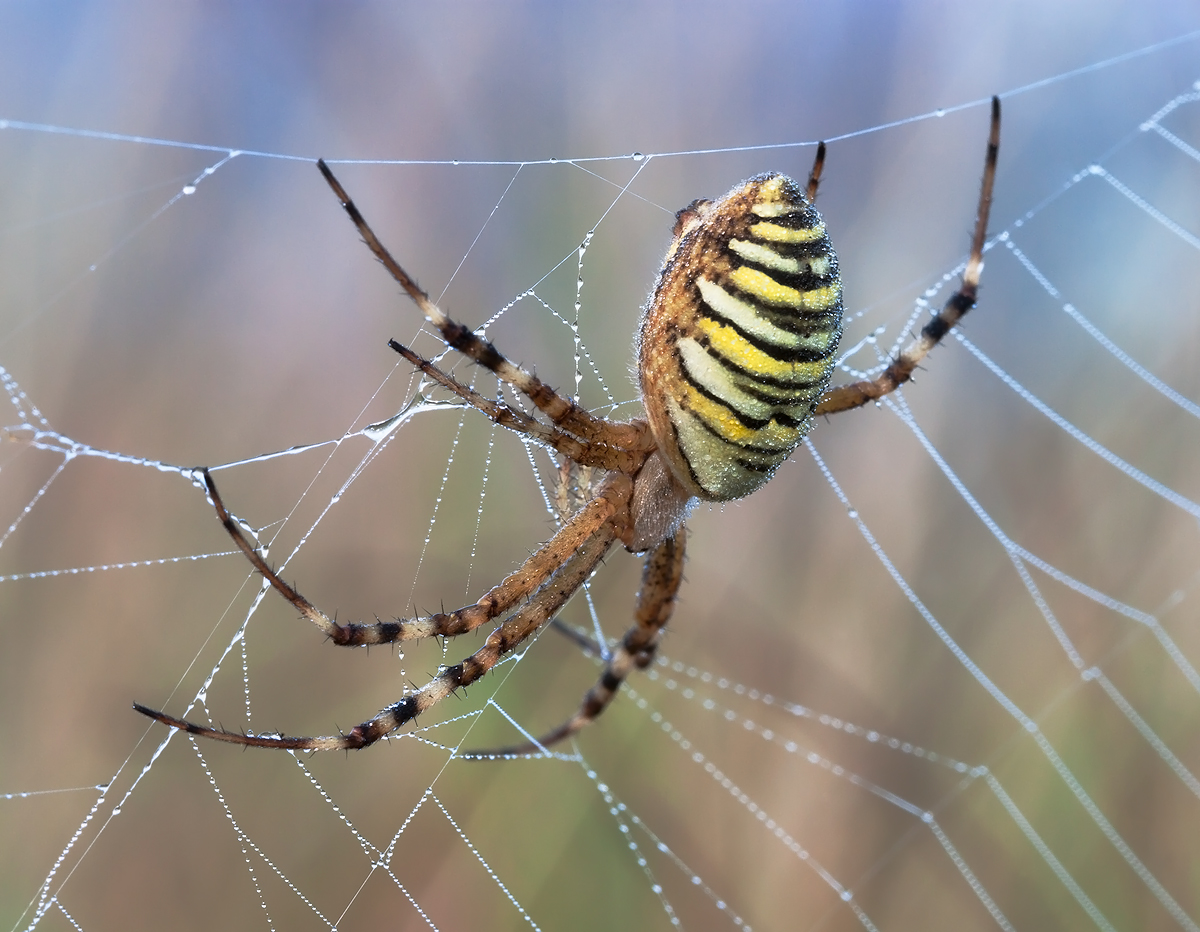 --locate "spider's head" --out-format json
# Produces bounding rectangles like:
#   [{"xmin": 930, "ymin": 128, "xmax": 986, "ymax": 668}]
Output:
[{"xmin": 626, "ymin": 450, "xmax": 696, "ymax": 553}]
